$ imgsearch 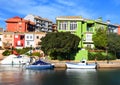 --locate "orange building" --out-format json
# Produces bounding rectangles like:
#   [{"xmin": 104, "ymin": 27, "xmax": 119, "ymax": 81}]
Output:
[
  {"xmin": 5, "ymin": 16, "xmax": 35, "ymax": 32},
  {"xmin": 117, "ymin": 25, "xmax": 120, "ymax": 35}
]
